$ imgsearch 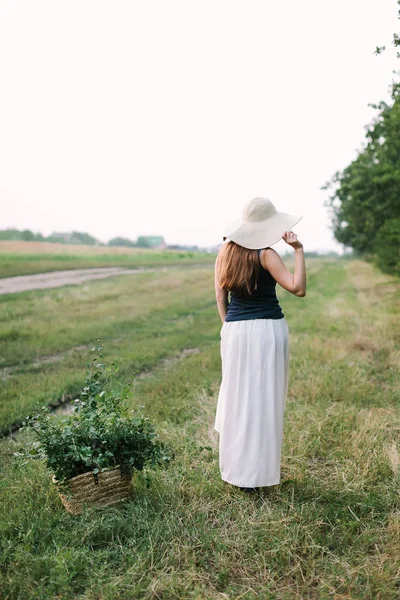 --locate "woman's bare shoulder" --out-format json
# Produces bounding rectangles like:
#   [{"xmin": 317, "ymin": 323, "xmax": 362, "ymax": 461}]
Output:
[
  {"xmin": 261, "ymin": 247, "xmax": 279, "ymax": 256},
  {"xmin": 260, "ymin": 247, "xmax": 281, "ymax": 262}
]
